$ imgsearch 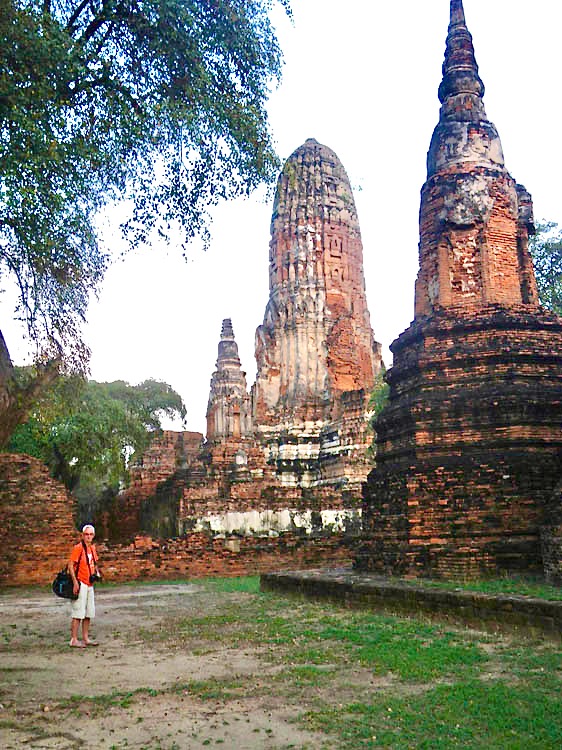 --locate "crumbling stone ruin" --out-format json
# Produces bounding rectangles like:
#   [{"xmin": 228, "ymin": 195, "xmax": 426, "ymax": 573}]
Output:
[
  {"xmin": 106, "ymin": 138, "xmax": 383, "ymax": 556},
  {"xmin": 357, "ymin": 0, "xmax": 562, "ymax": 580},
  {"xmin": 0, "ymin": 454, "xmax": 78, "ymax": 586}
]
